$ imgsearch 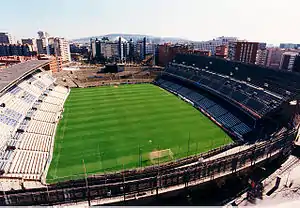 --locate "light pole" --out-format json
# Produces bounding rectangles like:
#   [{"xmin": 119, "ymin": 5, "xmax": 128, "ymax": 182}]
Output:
[
  {"xmin": 98, "ymin": 144, "xmax": 102, "ymax": 171},
  {"xmin": 138, "ymin": 144, "xmax": 143, "ymax": 168},
  {"xmin": 82, "ymin": 159, "xmax": 91, "ymax": 206},
  {"xmin": 187, "ymin": 132, "xmax": 191, "ymax": 157}
]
